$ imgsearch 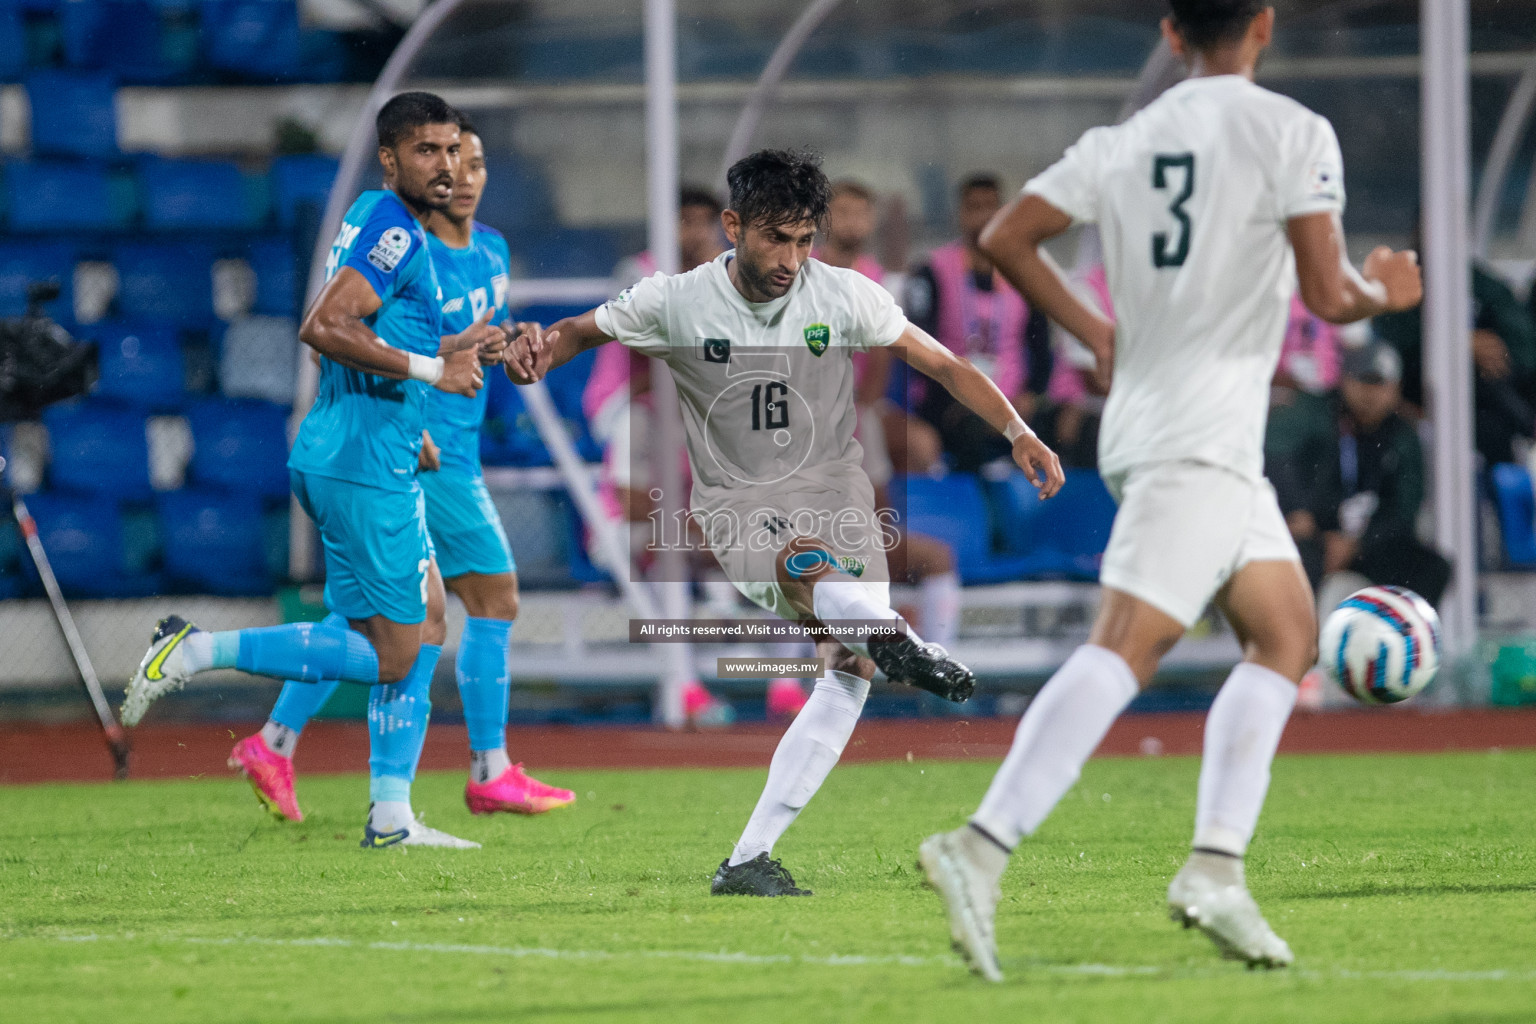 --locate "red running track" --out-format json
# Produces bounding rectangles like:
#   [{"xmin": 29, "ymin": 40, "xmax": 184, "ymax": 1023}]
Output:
[{"xmin": 3, "ymin": 708, "xmax": 1534, "ymax": 785}]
